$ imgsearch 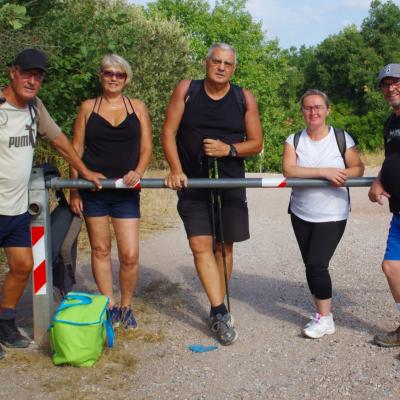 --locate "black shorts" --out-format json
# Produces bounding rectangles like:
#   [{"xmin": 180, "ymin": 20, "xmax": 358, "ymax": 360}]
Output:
[{"xmin": 177, "ymin": 189, "xmax": 249, "ymax": 243}]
